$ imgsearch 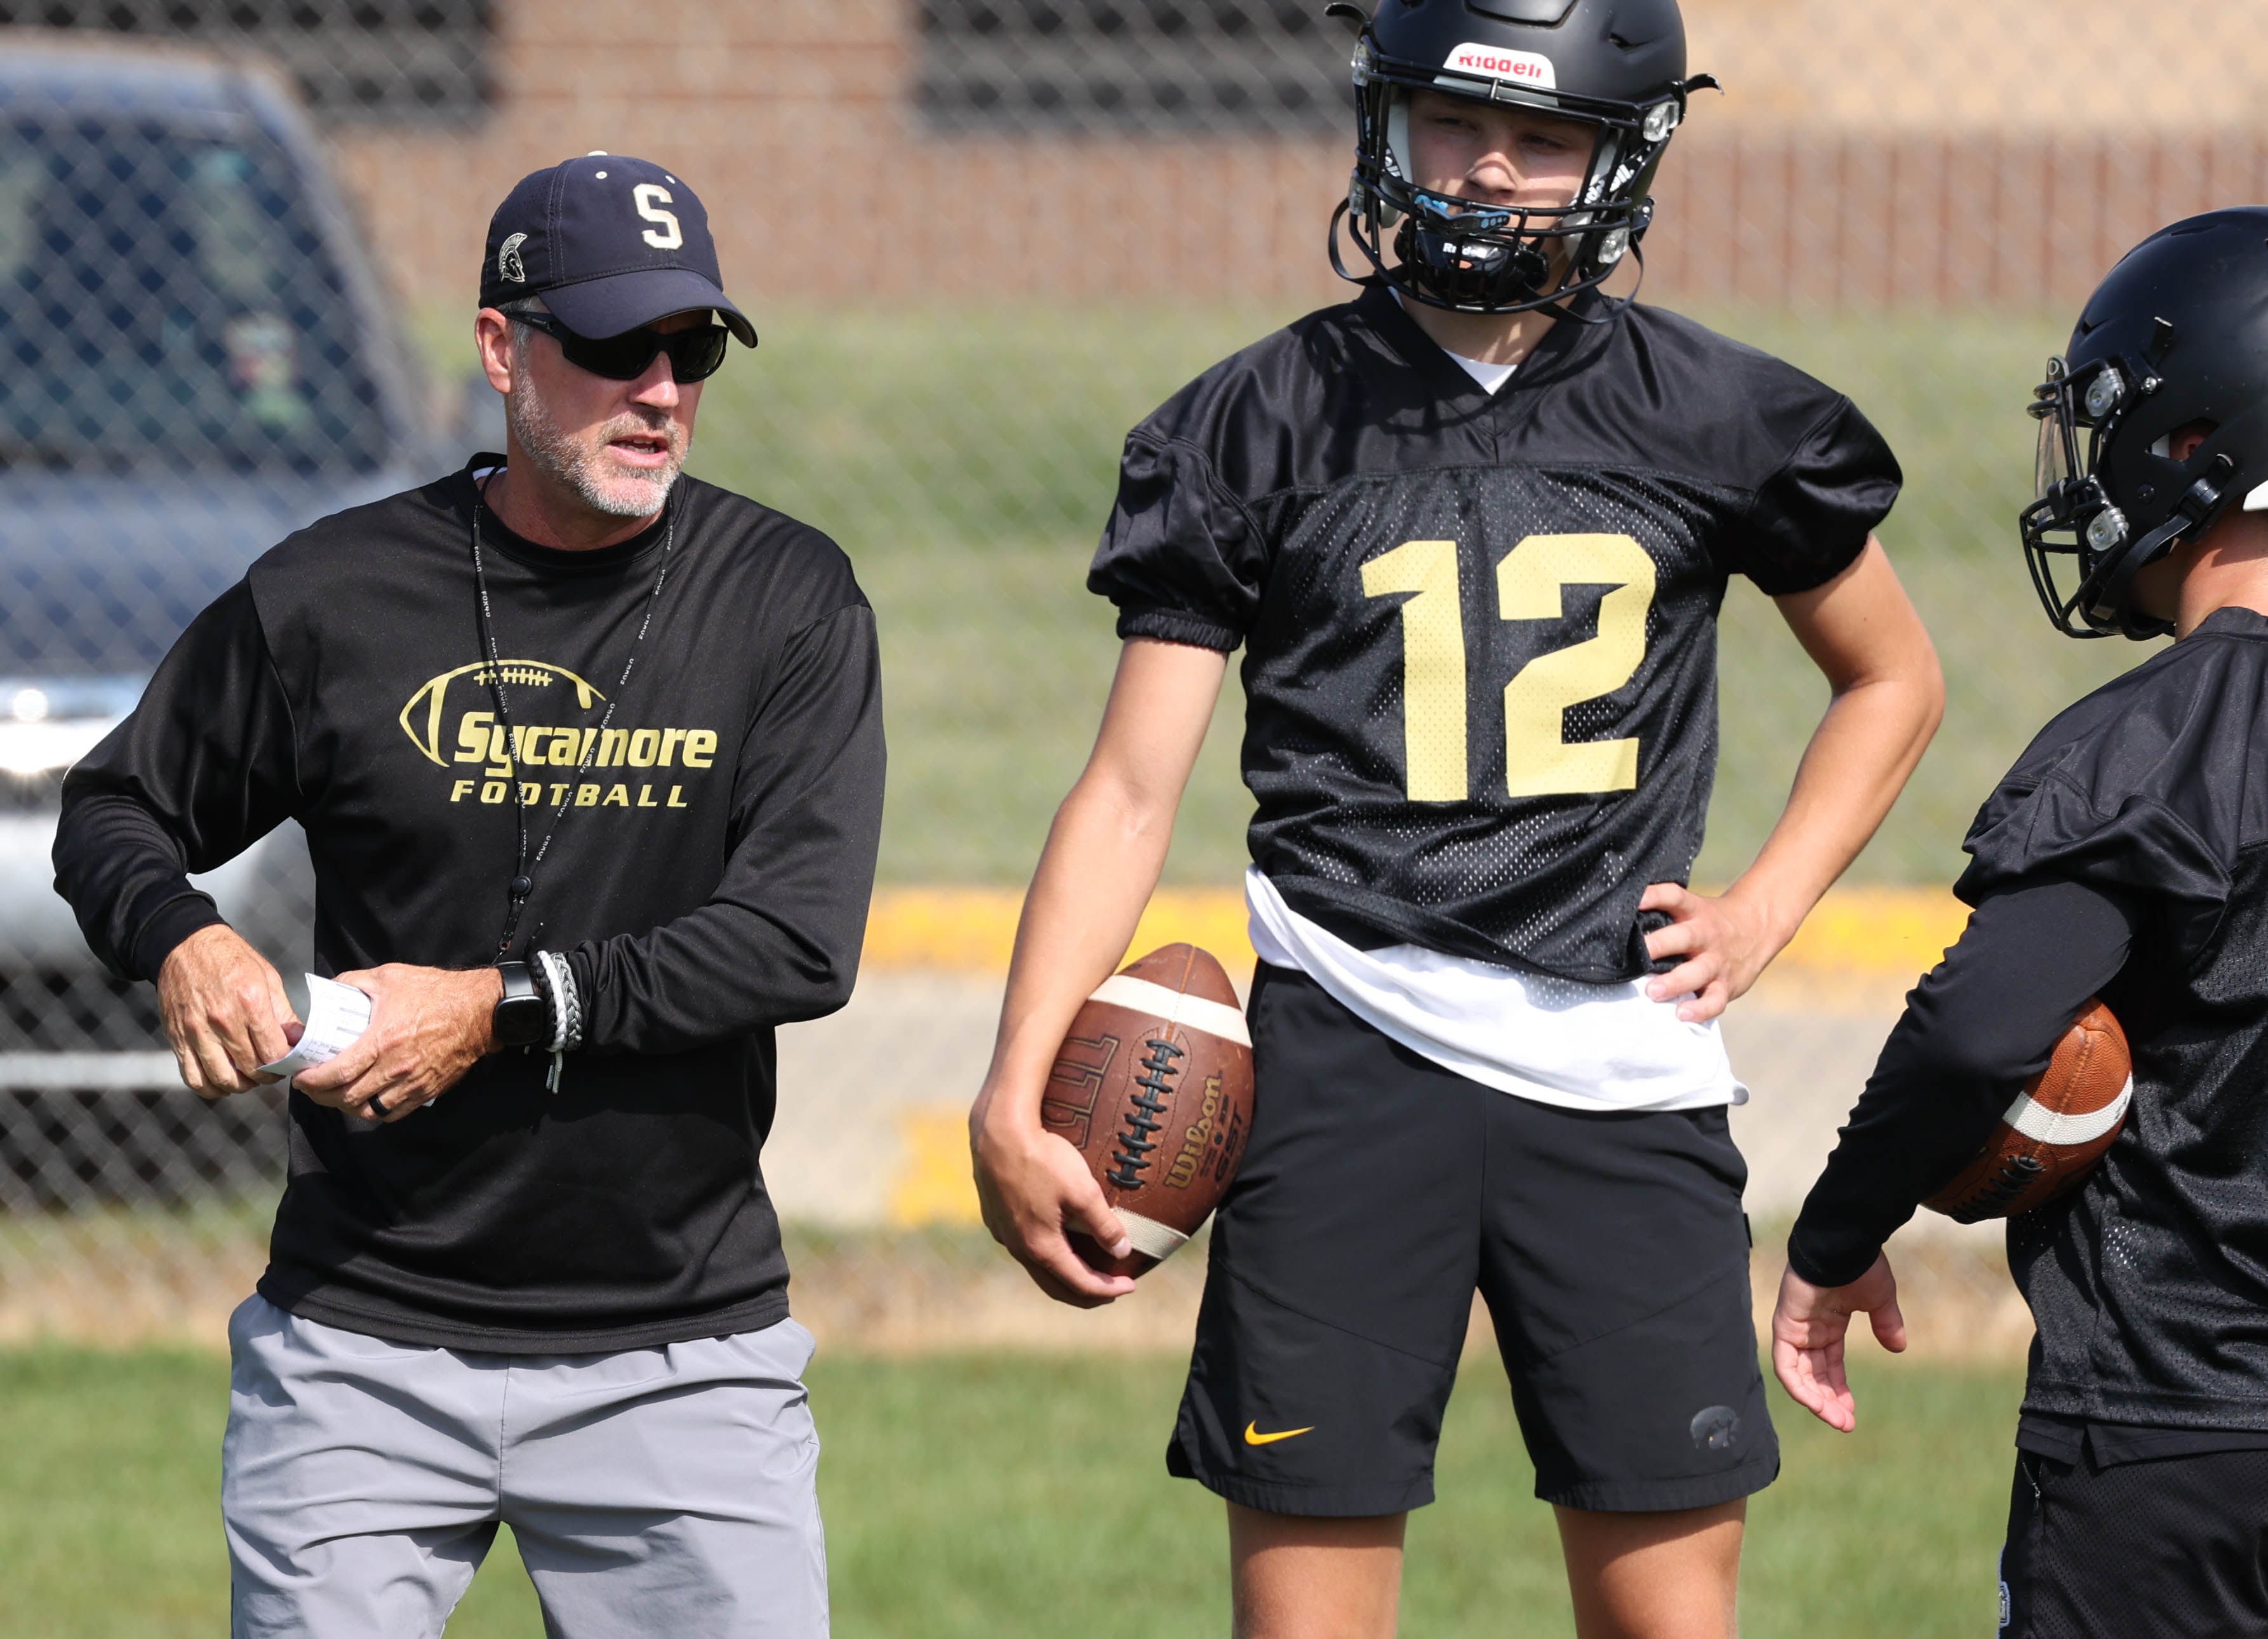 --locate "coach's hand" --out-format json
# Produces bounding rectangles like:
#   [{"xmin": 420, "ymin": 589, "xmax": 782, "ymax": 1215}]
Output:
[
  {"xmin": 971, "ymin": 1111, "xmax": 1139, "ymax": 1309},
  {"xmin": 292, "ymin": 965, "xmax": 501, "ymax": 1125},
  {"xmin": 1639, "ymin": 881, "xmax": 1789, "ymax": 1024},
  {"xmin": 157, "ymin": 925, "xmax": 301, "ymax": 1099},
  {"xmin": 1770, "ymin": 1254, "xmax": 1907, "ymax": 1432}
]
